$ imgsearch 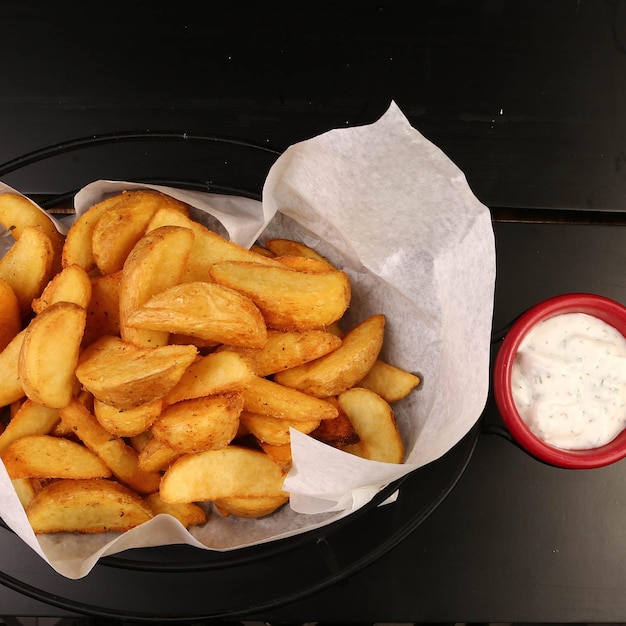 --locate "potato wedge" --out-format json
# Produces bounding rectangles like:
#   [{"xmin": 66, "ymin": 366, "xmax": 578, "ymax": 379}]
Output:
[
  {"xmin": 274, "ymin": 314, "xmax": 385, "ymax": 398},
  {"xmin": 240, "ymin": 410, "xmax": 320, "ymax": 446},
  {"xmin": 2, "ymin": 434, "xmax": 112, "ymax": 479},
  {"xmin": 119, "ymin": 225, "xmax": 195, "ymax": 346},
  {"xmin": 0, "ymin": 193, "xmax": 64, "ymax": 274},
  {"xmin": 258, "ymin": 442, "xmax": 293, "ymax": 473},
  {"xmin": 0, "ymin": 278, "xmax": 20, "ymax": 351},
  {"xmin": 146, "ymin": 206, "xmax": 283, "ymax": 281},
  {"xmin": 83, "ymin": 271, "xmax": 122, "ymax": 345},
  {"xmin": 209, "ymin": 261, "xmax": 351, "ymax": 331},
  {"xmin": 31, "ymin": 263, "xmax": 92, "ymax": 314},
  {"xmin": 164, "ymin": 351, "xmax": 254, "ymax": 406},
  {"xmin": 160, "ymin": 445, "xmax": 288, "ymax": 504},
  {"xmin": 0, "ymin": 399, "xmax": 60, "ymax": 455},
  {"xmin": 152, "ymin": 392, "xmax": 242, "ymax": 453},
  {"xmin": 93, "ymin": 398, "xmax": 163, "ymax": 438},
  {"xmin": 214, "ymin": 493, "xmax": 289, "ymax": 518},
  {"xmin": 126, "ymin": 281, "xmax": 267, "ymax": 348},
  {"xmin": 137, "ymin": 434, "xmax": 182, "ymax": 473},
  {"xmin": 241, "ymin": 376, "xmax": 338, "ymax": 422},
  {"xmin": 19, "ymin": 302, "xmax": 86, "ymax": 409},
  {"xmin": 0, "ymin": 330, "xmax": 27, "ymax": 407},
  {"xmin": 264, "ymin": 238, "xmax": 334, "ymax": 268},
  {"xmin": 220, "ymin": 329, "xmax": 342, "ymax": 377},
  {"xmin": 275, "ymin": 256, "xmax": 336, "ymax": 273},
  {"xmin": 92, "ymin": 189, "xmax": 190, "ymax": 275},
  {"xmin": 26, "ymin": 478, "xmax": 153, "ymax": 534},
  {"xmin": 0, "ymin": 225, "xmax": 55, "ymax": 313},
  {"xmin": 11, "ymin": 477, "xmax": 38, "ymax": 509},
  {"xmin": 59, "ymin": 399, "xmax": 161, "ymax": 494},
  {"xmin": 310, "ymin": 400, "xmax": 360, "ymax": 448},
  {"xmin": 338, "ymin": 387, "xmax": 405, "ymax": 464},
  {"xmin": 75, "ymin": 335, "xmax": 197, "ymax": 409},
  {"xmin": 358, "ymin": 359, "xmax": 421, "ymax": 403},
  {"xmin": 143, "ymin": 492, "xmax": 207, "ymax": 528},
  {"xmin": 62, "ymin": 194, "xmax": 125, "ymax": 271}
]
